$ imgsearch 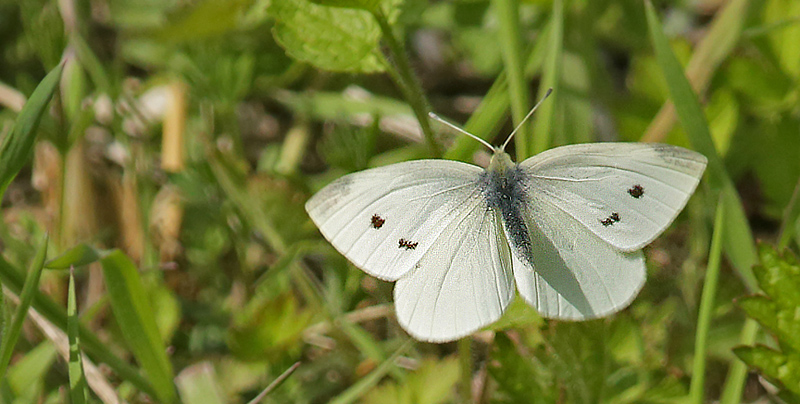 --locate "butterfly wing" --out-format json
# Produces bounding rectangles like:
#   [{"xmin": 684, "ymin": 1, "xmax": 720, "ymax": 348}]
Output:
[
  {"xmin": 506, "ymin": 191, "xmax": 646, "ymax": 320},
  {"xmin": 305, "ymin": 159, "xmax": 487, "ymax": 281},
  {"xmin": 393, "ymin": 197, "xmax": 514, "ymax": 342},
  {"xmin": 520, "ymin": 143, "xmax": 707, "ymax": 251}
]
